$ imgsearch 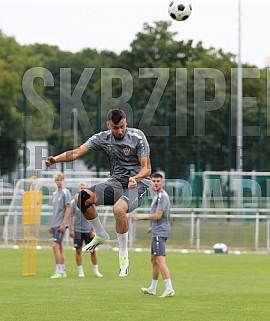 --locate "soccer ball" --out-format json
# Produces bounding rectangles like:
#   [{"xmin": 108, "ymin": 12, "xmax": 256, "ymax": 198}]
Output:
[
  {"xmin": 213, "ymin": 243, "xmax": 228, "ymax": 254},
  {"xmin": 168, "ymin": 1, "xmax": 192, "ymax": 21}
]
